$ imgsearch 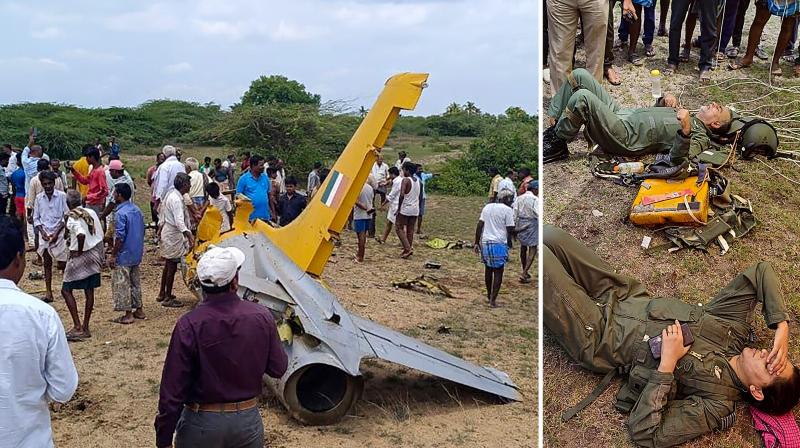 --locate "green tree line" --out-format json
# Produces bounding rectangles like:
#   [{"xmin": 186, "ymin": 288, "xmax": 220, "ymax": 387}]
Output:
[{"xmin": 0, "ymin": 75, "xmax": 537, "ymax": 195}]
